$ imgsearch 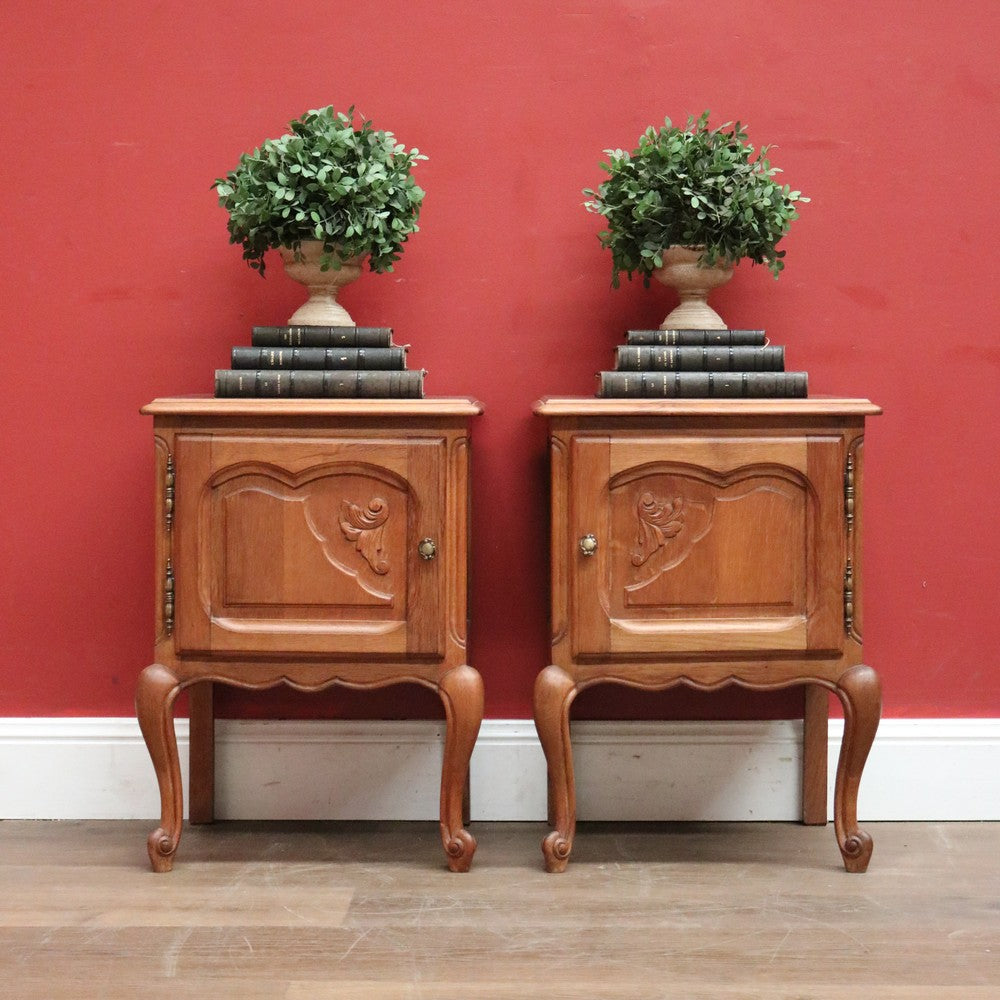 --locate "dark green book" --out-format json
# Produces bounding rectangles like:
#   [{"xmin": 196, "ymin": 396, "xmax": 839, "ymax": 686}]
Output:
[
  {"xmin": 250, "ymin": 325, "xmax": 395, "ymax": 348},
  {"xmin": 615, "ymin": 345, "xmax": 784, "ymax": 372},
  {"xmin": 215, "ymin": 369, "xmax": 426, "ymax": 398},
  {"xmin": 626, "ymin": 329, "xmax": 767, "ymax": 346},
  {"xmin": 232, "ymin": 346, "xmax": 408, "ymax": 370},
  {"xmin": 598, "ymin": 371, "xmax": 807, "ymax": 398}
]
